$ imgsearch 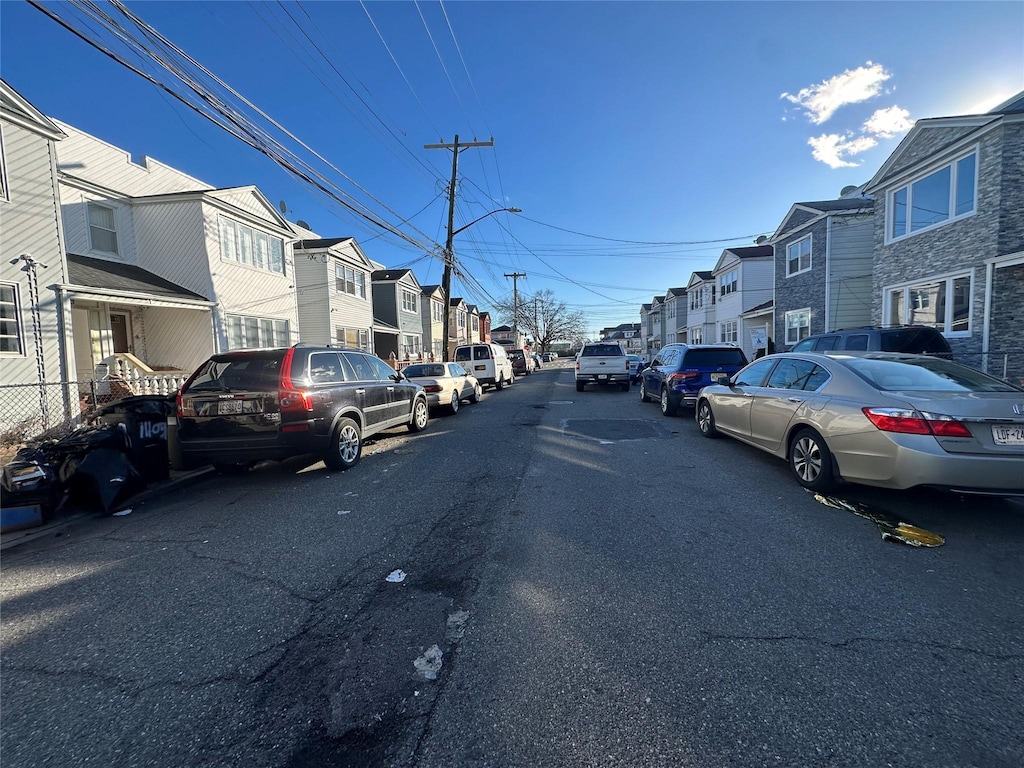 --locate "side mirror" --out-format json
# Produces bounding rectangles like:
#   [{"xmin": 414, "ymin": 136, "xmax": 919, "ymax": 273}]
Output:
[
  {"xmin": 710, "ymin": 372, "xmax": 730, "ymax": 385},
  {"xmin": 392, "ymin": 372, "xmax": 404, "ymax": 382}
]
